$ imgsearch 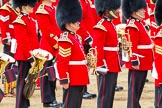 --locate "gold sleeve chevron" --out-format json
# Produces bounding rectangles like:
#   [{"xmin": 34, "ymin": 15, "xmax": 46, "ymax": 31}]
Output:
[
  {"xmin": 155, "ymin": 45, "xmax": 162, "ymax": 55},
  {"xmin": 59, "ymin": 46, "xmax": 71, "ymax": 57},
  {"xmin": 94, "ymin": 19, "xmax": 107, "ymax": 32},
  {"xmin": 127, "ymin": 19, "xmax": 139, "ymax": 31}
]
